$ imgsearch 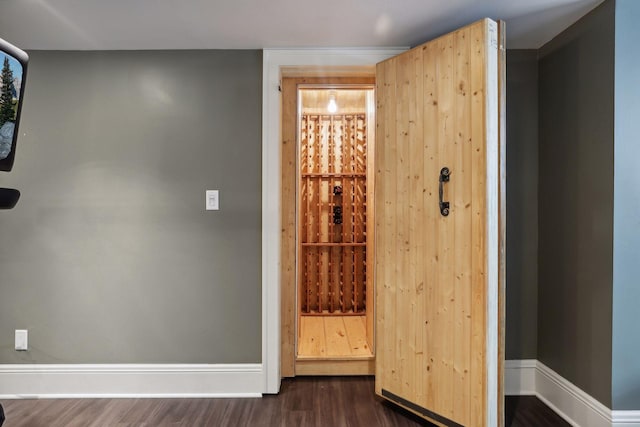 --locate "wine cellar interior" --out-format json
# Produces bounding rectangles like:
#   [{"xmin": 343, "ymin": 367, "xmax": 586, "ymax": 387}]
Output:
[{"xmin": 297, "ymin": 86, "xmax": 375, "ymax": 360}]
